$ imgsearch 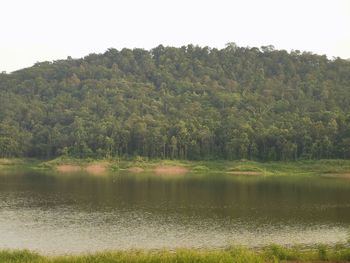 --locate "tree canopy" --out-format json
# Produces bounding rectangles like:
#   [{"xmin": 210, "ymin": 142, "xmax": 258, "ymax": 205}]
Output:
[{"xmin": 1, "ymin": 44, "xmax": 350, "ymax": 160}]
